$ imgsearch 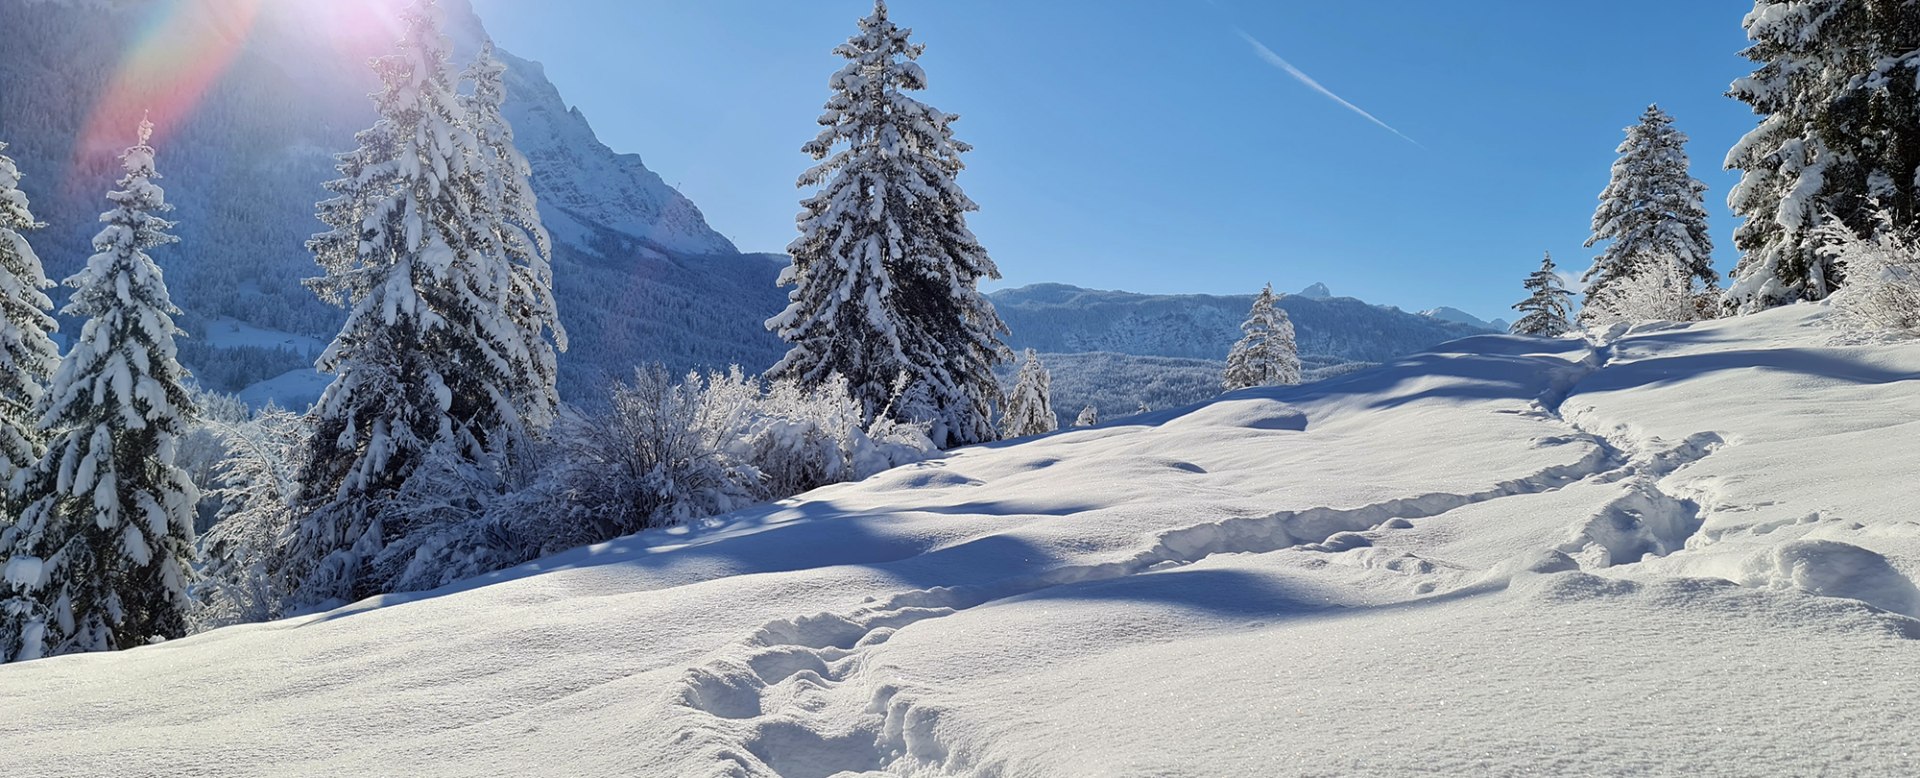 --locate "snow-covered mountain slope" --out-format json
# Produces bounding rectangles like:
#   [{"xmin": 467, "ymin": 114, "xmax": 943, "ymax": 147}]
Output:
[
  {"xmin": 0, "ymin": 0, "xmax": 765, "ymax": 398},
  {"xmin": 6, "ymin": 303, "xmax": 1918, "ymax": 776},
  {"xmin": 991, "ymin": 283, "xmax": 1489, "ymax": 363},
  {"xmin": 1420, "ymin": 305, "xmax": 1508, "ymax": 332}
]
